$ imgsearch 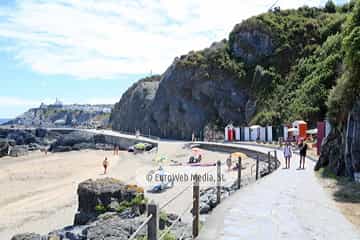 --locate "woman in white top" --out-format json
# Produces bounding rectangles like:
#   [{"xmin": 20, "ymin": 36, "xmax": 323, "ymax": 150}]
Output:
[{"xmin": 283, "ymin": 142, "xmax": 292, "ymax": 169}]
